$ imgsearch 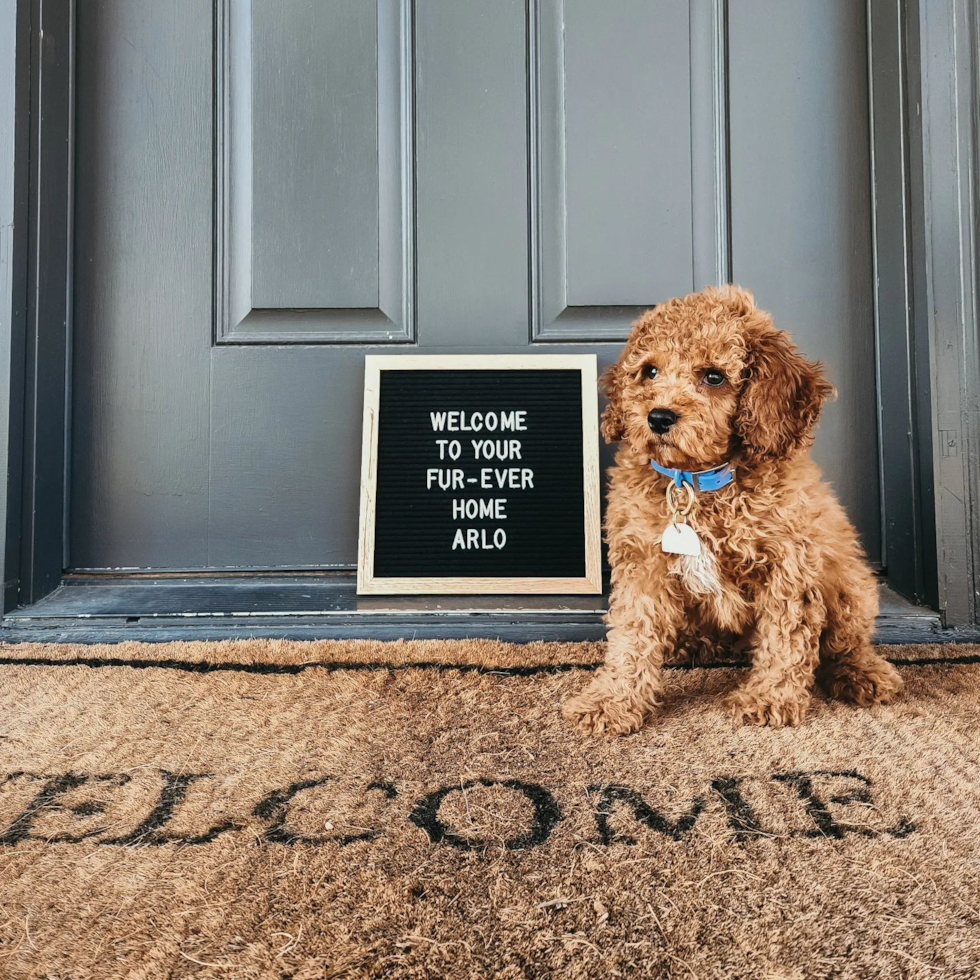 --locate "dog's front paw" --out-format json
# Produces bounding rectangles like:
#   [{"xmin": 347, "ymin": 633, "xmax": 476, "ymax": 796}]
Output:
[
  {"xmin": 562, "ymin": 683, "xmax": 646, "ymax": 737},
  {"xmin": 817, "ymin": 656, "xmax": 903, "ymax": 707},
  {"xmin": 724, "ymin": 689, "xmax": 810, "ymax": 728}
]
